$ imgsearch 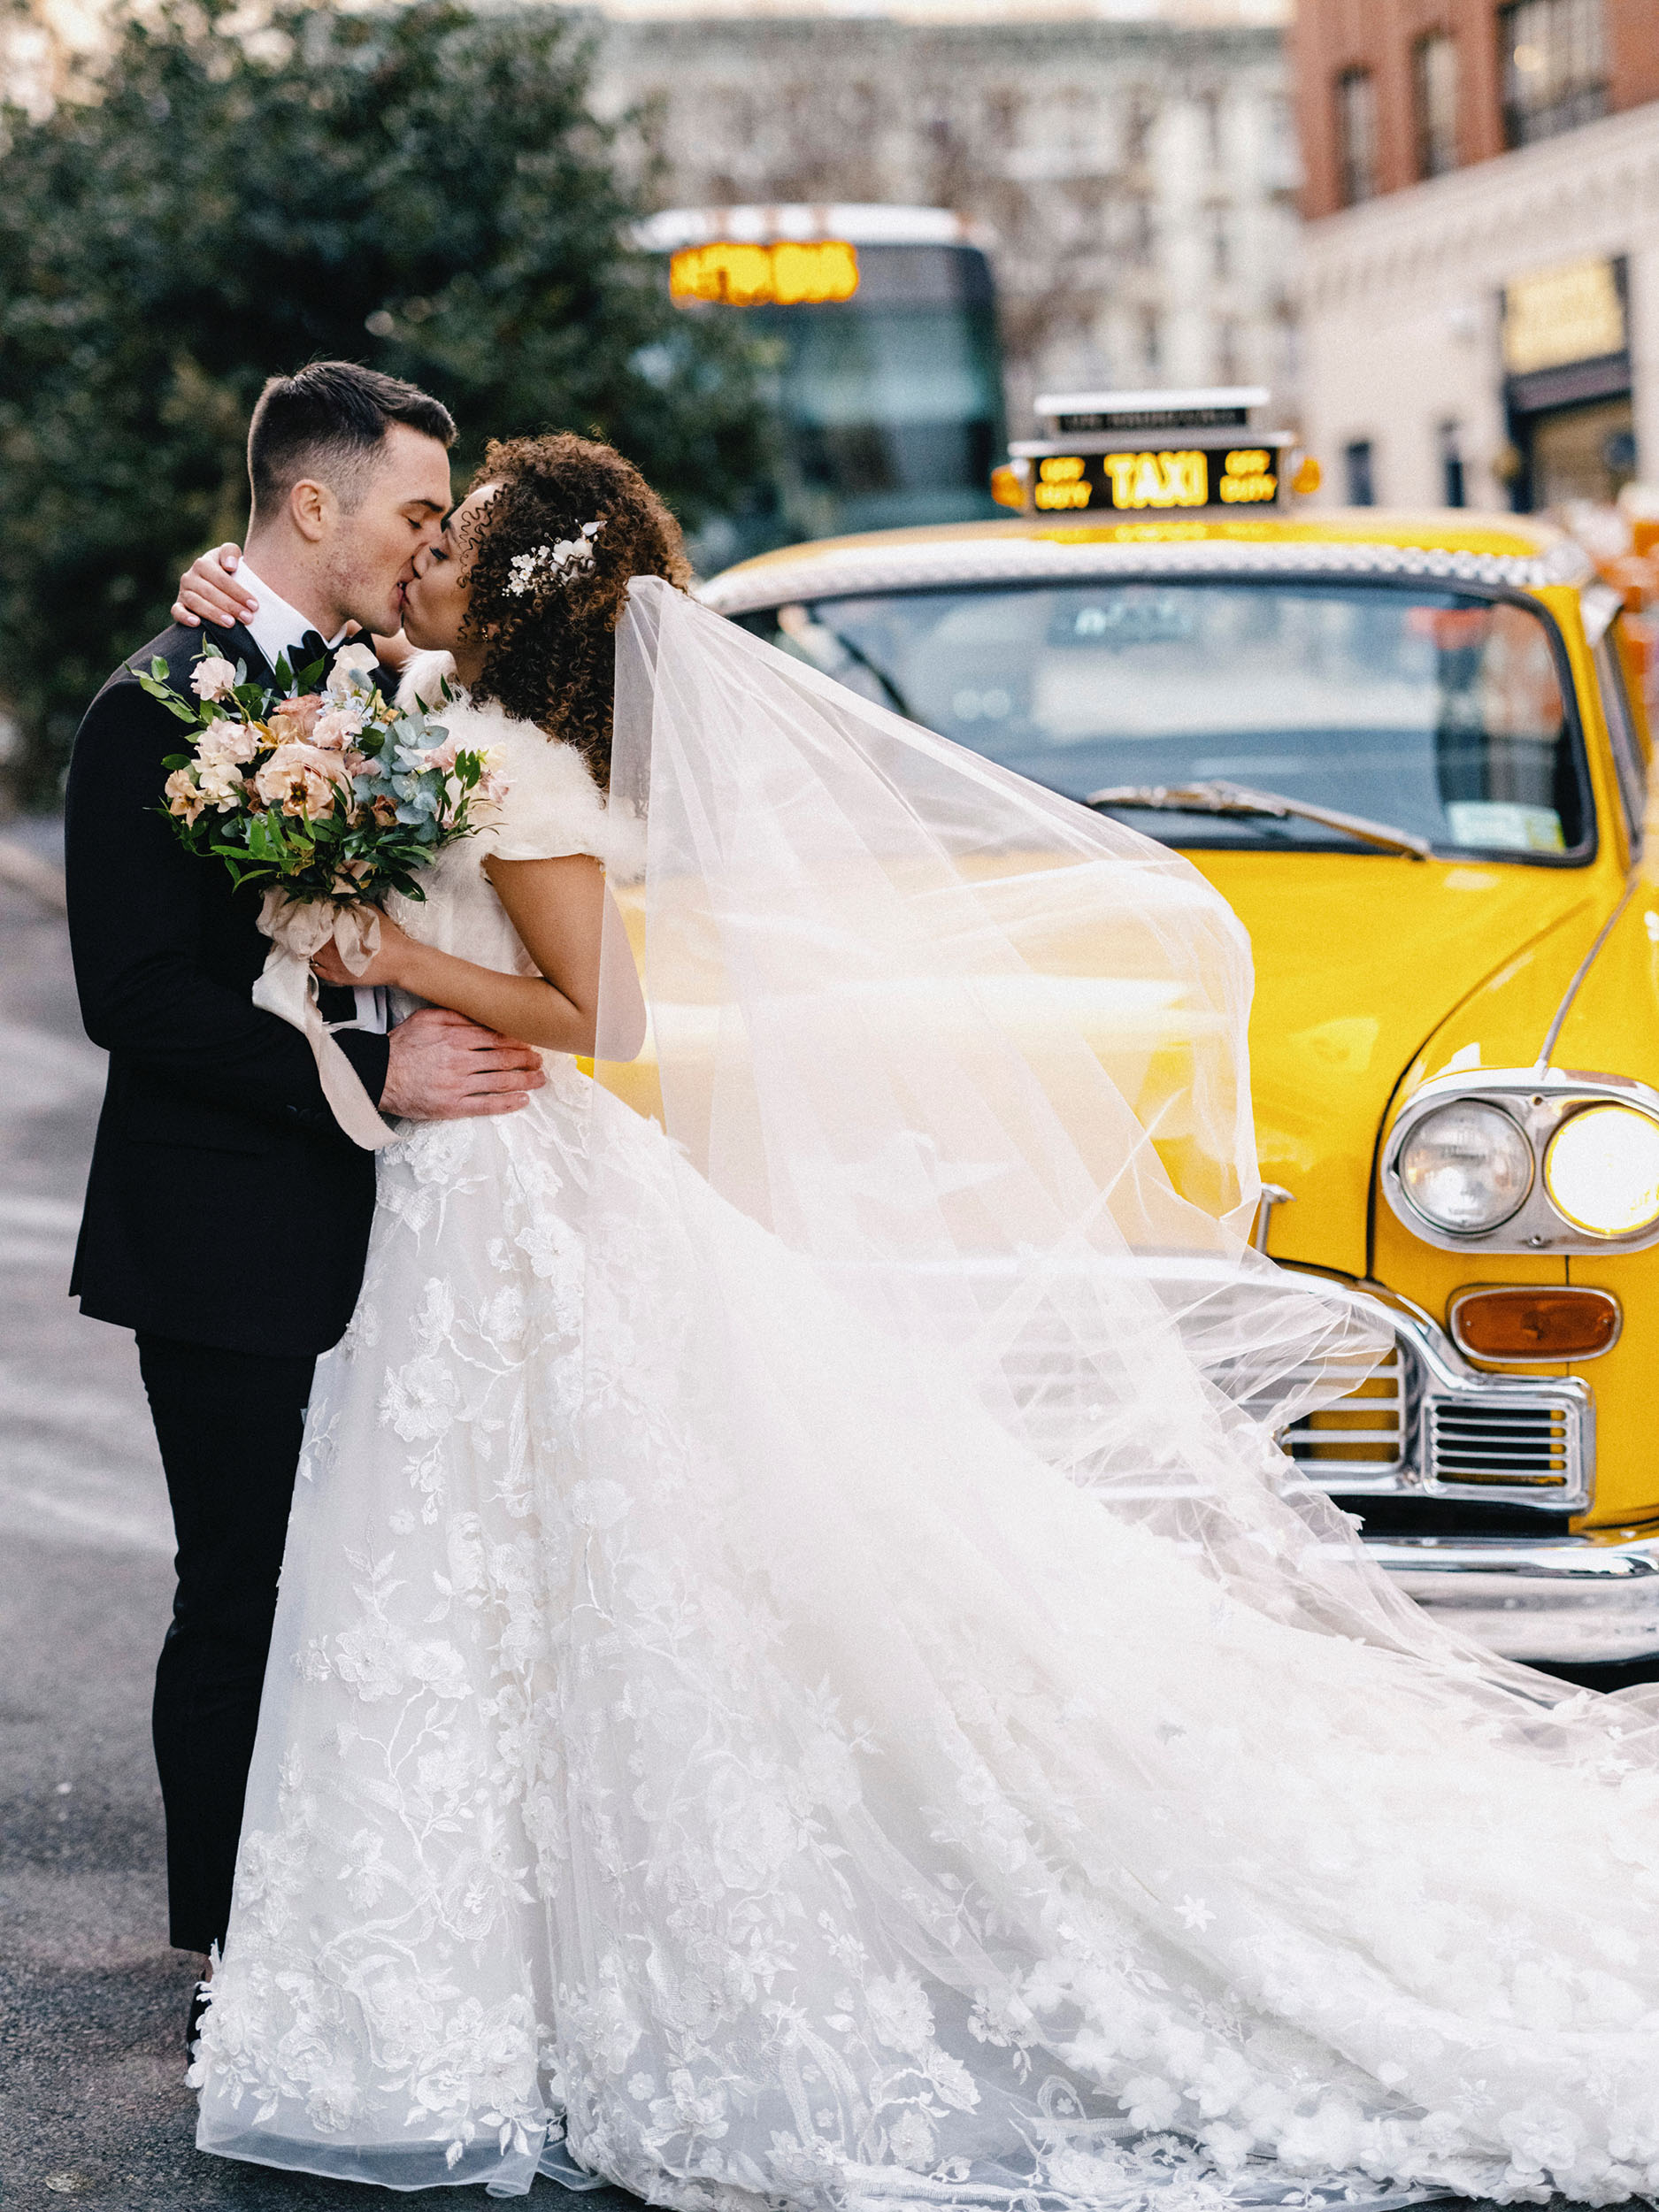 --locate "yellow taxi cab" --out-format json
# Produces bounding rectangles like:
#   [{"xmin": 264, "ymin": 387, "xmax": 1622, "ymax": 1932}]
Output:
[{"xmin": 693, "ymin": 386, "xmax": 1659, "ymax": 1669}]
